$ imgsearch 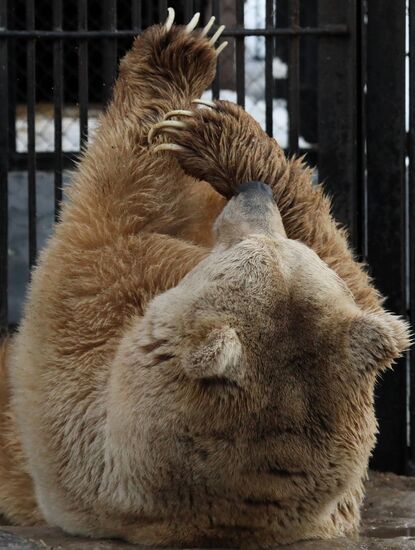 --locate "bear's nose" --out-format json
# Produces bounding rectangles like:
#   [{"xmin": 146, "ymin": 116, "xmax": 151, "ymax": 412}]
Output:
[
  {"xmin": 213, "ymin": 180, "xmax": 287, "ymax": 246},
  {"xmin": 236, "ymin": 180, "xmax": 274, "ymax": 200}
]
